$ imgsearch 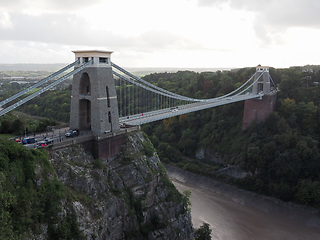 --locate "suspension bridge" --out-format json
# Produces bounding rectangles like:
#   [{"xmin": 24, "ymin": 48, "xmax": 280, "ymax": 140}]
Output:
[{"xmin": 0, "ymin": 50, "xmax": 276, "ymax": 134}]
